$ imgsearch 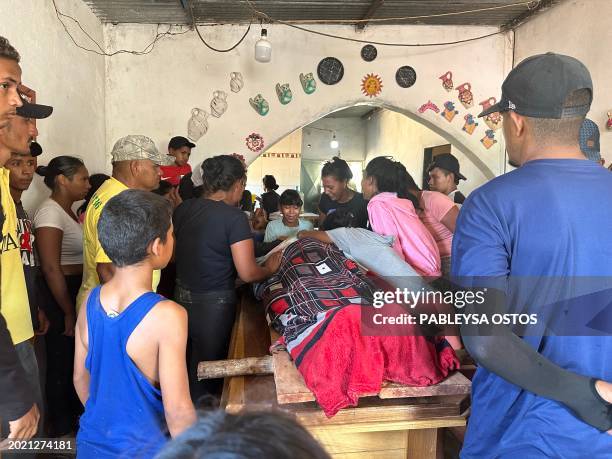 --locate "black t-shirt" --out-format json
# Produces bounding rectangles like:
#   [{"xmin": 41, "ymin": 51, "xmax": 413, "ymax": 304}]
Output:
[
  {"xmin": 318, "ymin": 191, "xmax": 368, "ymax": 228},
  {"xmin": 174, "ymin": 198, "xmax": 253, "ymax": 293},
  {"xmin": 261, "ymin": 190, "xmax": 280, "ymax": 215},
  {"xmin": 15, "ymin": 202, "xmax": 40, "ymax": 328}
]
